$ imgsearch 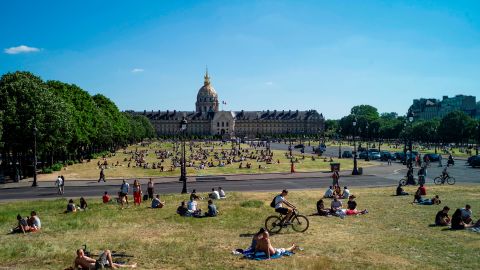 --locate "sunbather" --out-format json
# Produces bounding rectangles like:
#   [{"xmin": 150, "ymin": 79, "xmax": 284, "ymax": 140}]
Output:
[
  {"xmin": 74, "ymin": 249, "xmax": 137, "ymax": 269},
  {"xmin": 255, "ymin": 230, "xmax": 297, "ymax": 259}
]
